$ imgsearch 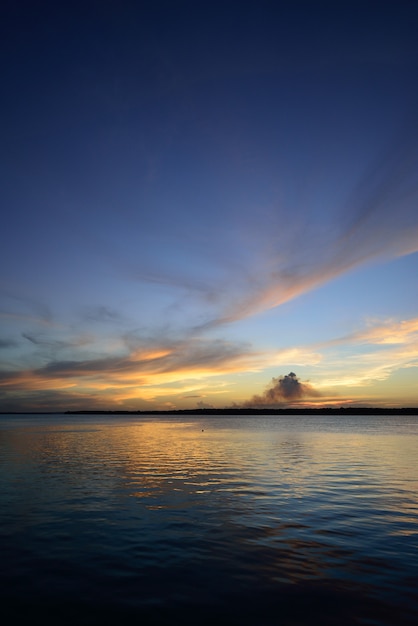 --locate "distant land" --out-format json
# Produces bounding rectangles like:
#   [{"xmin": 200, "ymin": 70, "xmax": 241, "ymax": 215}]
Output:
[
  {"xmin": 65, "ymin": 407, "xmax": 417, "ymax": 416},
  {"xmin": 1, "ymin": 407, "xmax": 418, "ymax": 416}
]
